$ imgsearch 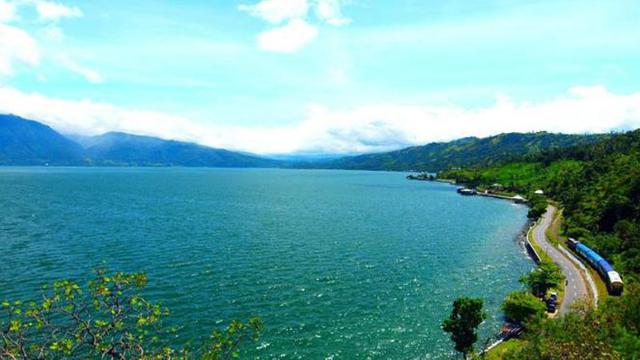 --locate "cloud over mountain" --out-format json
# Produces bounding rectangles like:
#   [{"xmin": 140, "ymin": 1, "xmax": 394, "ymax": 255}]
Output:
[{"xmin": 1, "ymin": 85, "xmax": 639, "ymax": 155}]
